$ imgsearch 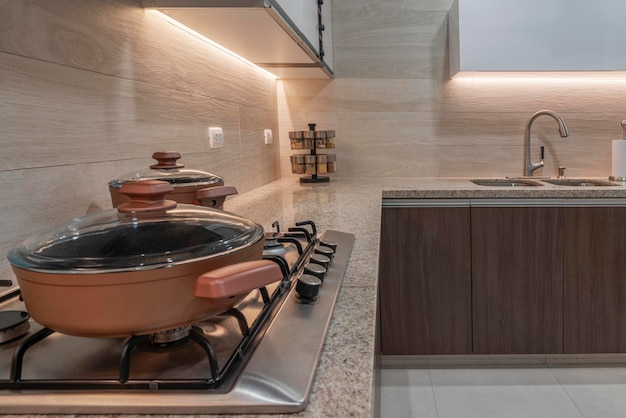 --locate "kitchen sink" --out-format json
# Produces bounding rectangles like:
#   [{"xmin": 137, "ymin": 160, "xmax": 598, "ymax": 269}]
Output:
[
  {"xmin": 470, "ymin": 179, "xmax": 543, "ymax": 187},
  {"xmin": 541, "ymin": 179, "xmax": 618, "ymax": 187}
]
